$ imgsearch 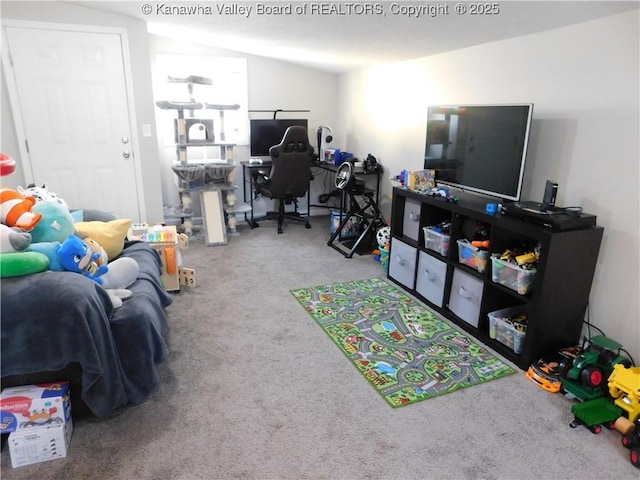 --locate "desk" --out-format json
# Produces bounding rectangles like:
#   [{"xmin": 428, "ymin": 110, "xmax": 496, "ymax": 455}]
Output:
[
  {"xmin": 241, "ymin": 160, "xmax": 382, "ymax": 228},
  {"xmin": 312, "ymin": 162, "xmax": 382, "ymax": 214}
]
